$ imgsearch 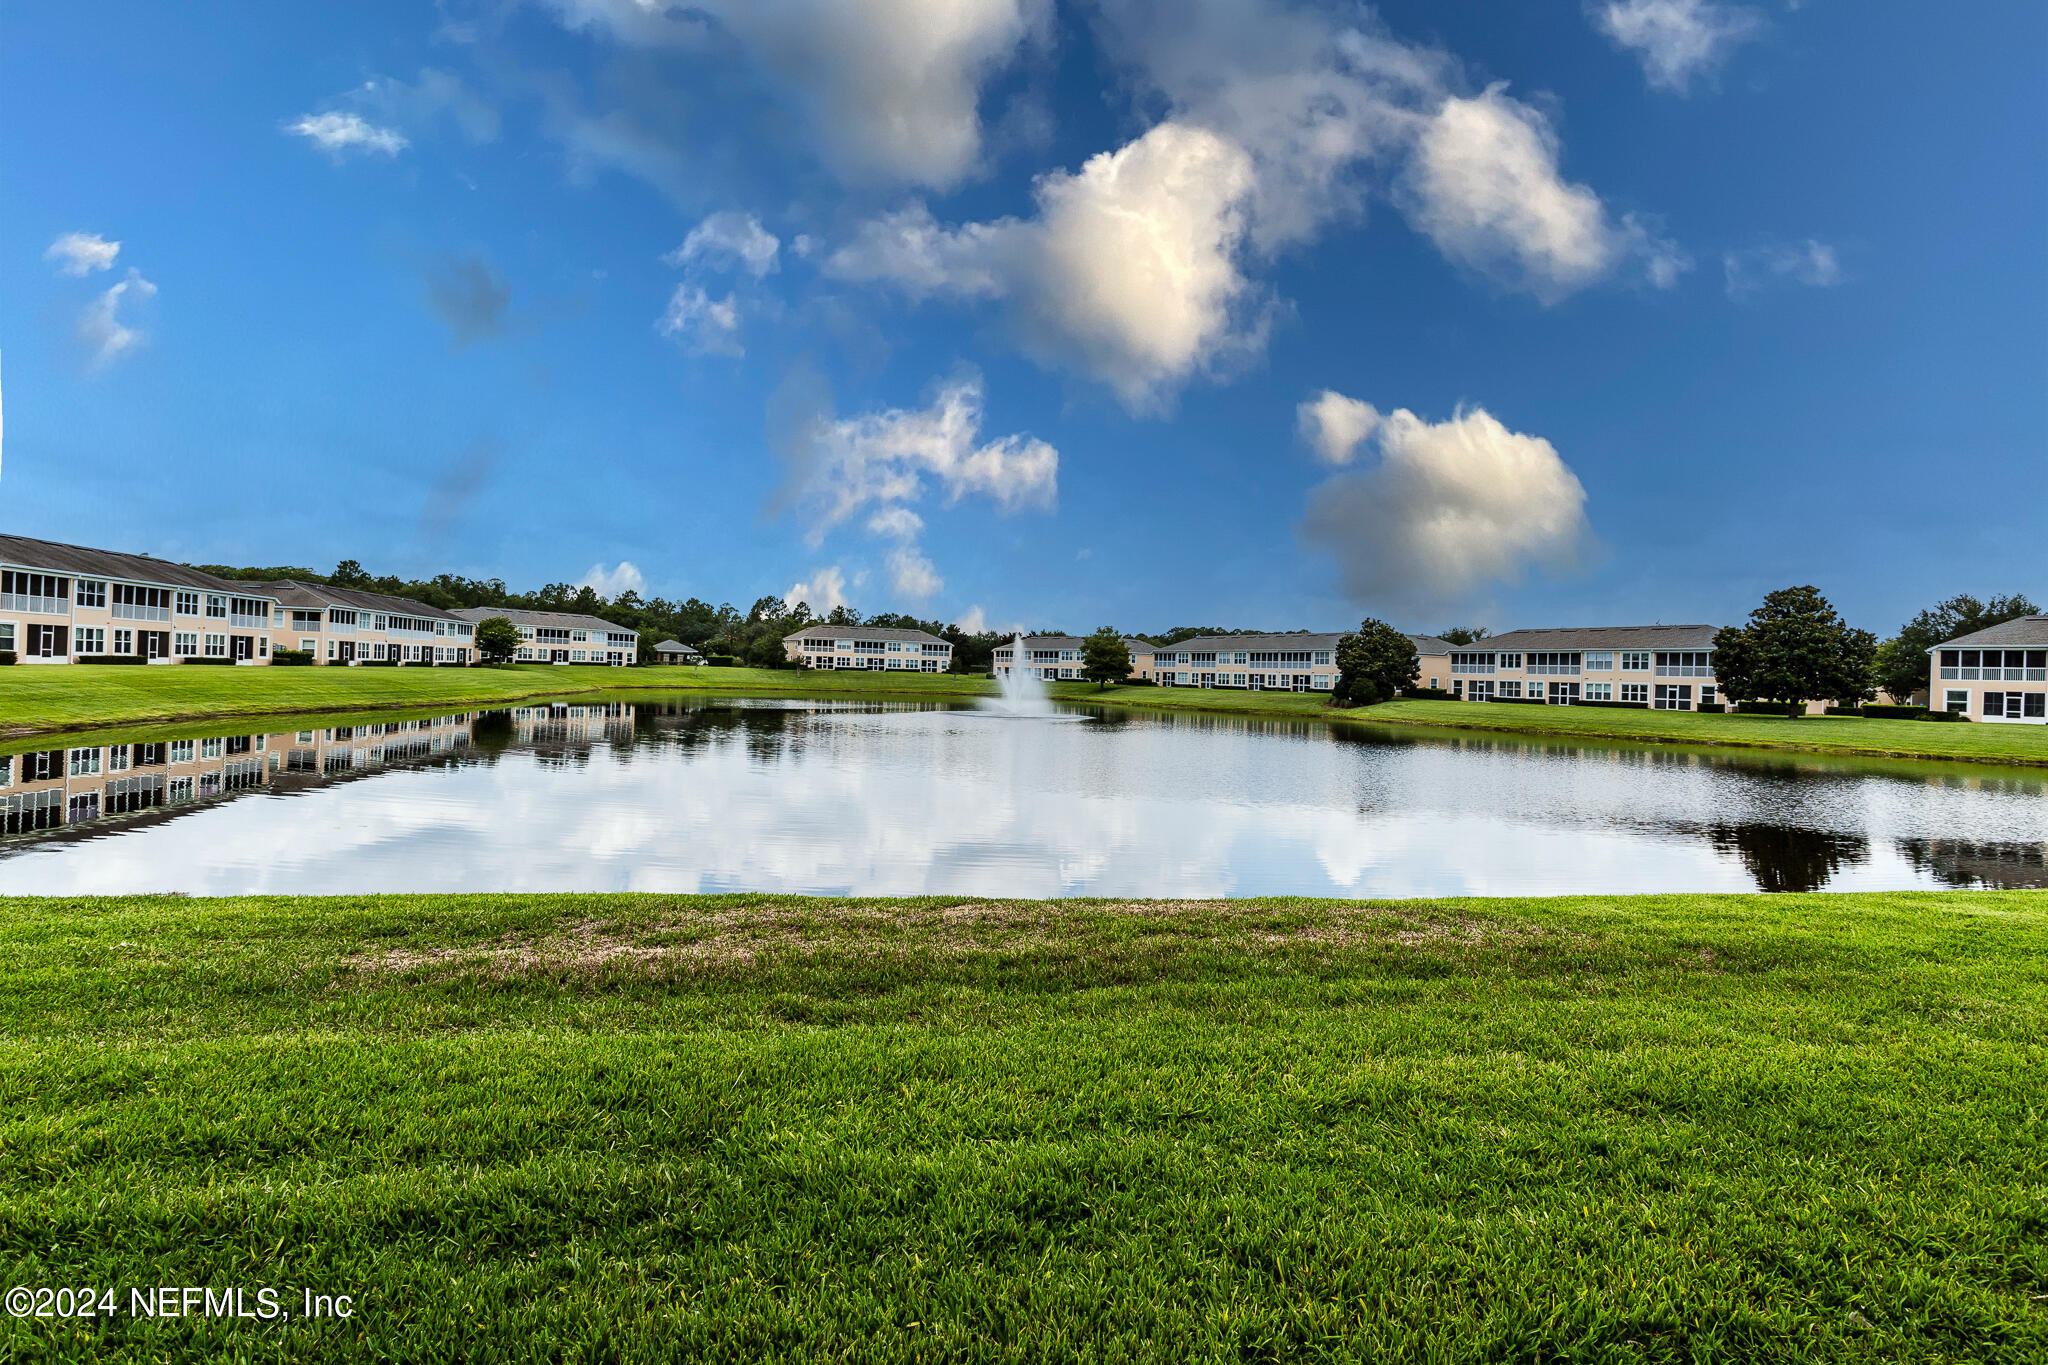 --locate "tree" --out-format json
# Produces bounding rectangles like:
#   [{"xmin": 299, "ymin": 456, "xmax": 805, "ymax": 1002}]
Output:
[
  {"xmin": 1712, "ymin": 586, "xmax": 1877, "ymax": 708},
  {"xmin": 474, "ymin": 615, "xmax": 521, "ymax": 665},
  {"xmin": 1333, "ymin": 618, "xmax": 1419, "ymax": 707},
  {"xmin": 331, "ymin": 559, "xmax": 371, "ymax": 588},
  {"xmin": 1874, "ymin": 593, "xmax": 2041, "ymax": 704},
  {"xmin": 1080, "ymin": 628, "xmax": 1131, "ymax": 690},
  {"xmin": 1437, "ymin": 626, "xmax": 1490, "ymax": 646}
]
